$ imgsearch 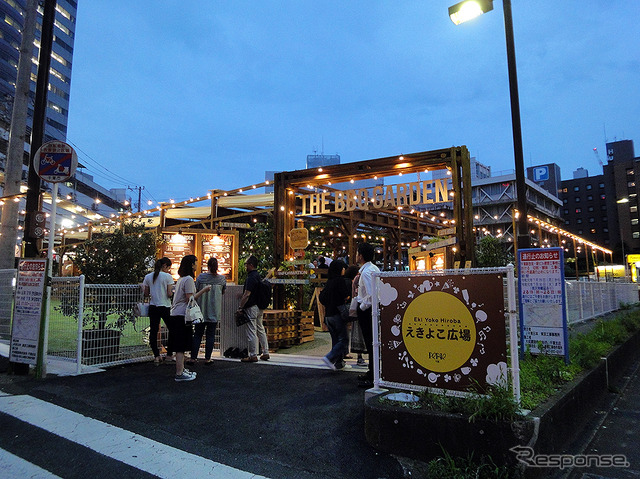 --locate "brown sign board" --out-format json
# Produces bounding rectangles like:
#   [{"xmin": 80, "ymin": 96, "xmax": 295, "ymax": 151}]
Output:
[{"xmin": 377, "ymin": 272, "xmax": 507, "ymax": 393}]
